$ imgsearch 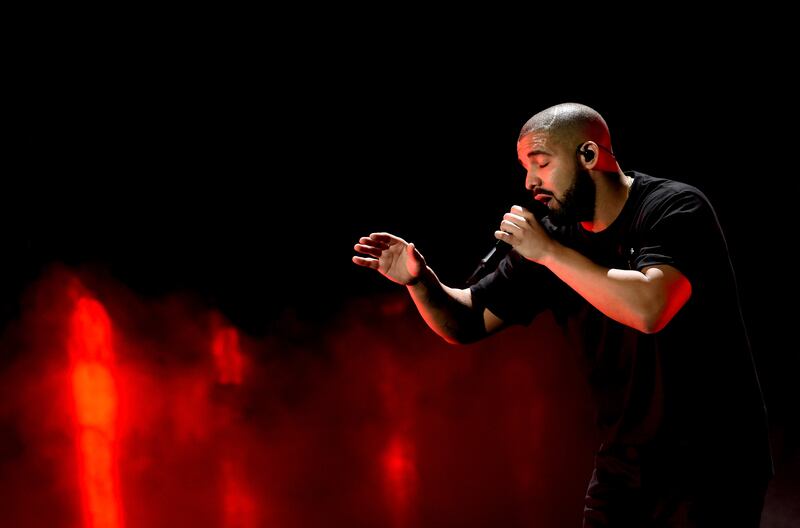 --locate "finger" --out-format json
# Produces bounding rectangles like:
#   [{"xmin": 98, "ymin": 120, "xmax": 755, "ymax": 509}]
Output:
[
  {"xmin": 510, "ymin": 205, "xmax": 534, "ymax": 221},
  {"xmin": 354, "ymin": 243, "xmax": 384, "ymax": 258},
  {"xmin": 495, "ymin": 230, "xmax": 512, "ymax": 243},
  {"xmin": 352, "ymin": 256, "xmax": 379, "ymax": 268},
  {"xmin": 500, "ymin": 219, "xmax": 521, "ymax": 233},
  {"xmin": 369, "ymin": 232, "xmax": 403, "ymax": 245},
  {"xmin": 503, "ymin": 212, "xmax": 527, "ymax": 224},
  {"xmin": 360, "ymin": 236, "xmax": 388, "ymax": 249}
]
